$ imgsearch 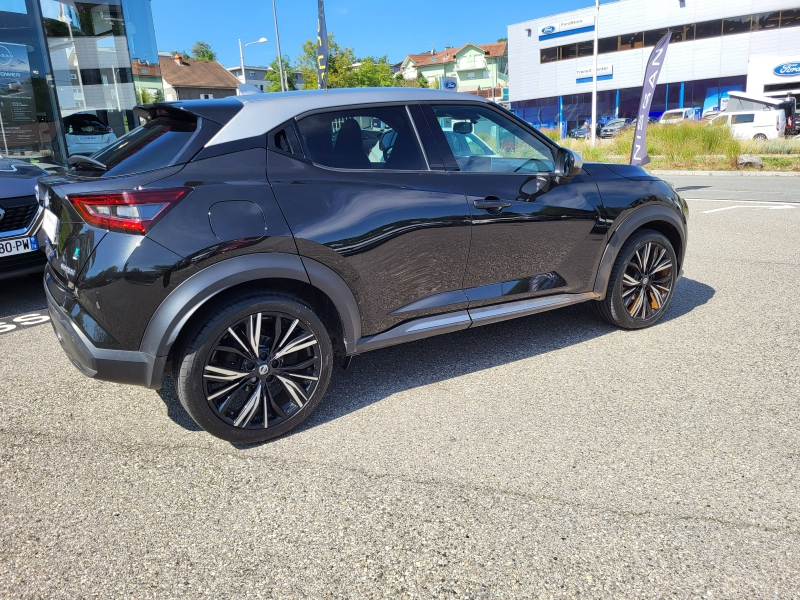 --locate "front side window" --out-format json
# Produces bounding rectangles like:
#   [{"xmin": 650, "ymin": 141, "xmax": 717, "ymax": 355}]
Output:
[
  {"xmin": 296, "ymin": 106, "xmax": 427, "ymax": 170},
  {"xmin": 731, "ymin": 114, "xmax": 755, "ymax": 124},
  {"xmin": 710, "ymin": 115, "xmax": 729, "ymax": 126},
  {"xmin": 430, "ymin": 104, "xmax": 555, "ymax": 173}
]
